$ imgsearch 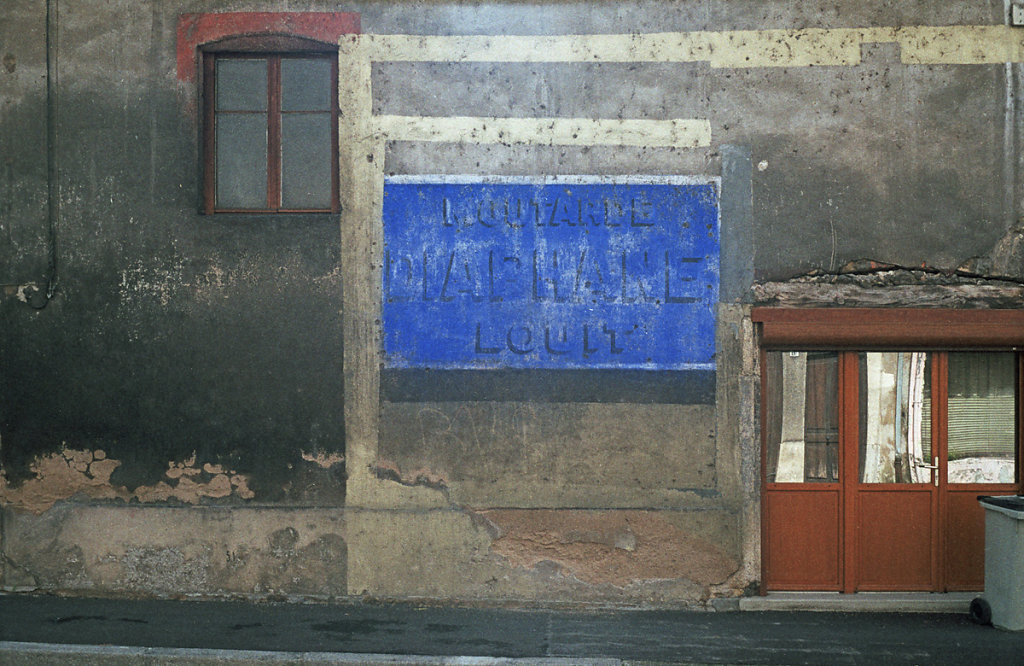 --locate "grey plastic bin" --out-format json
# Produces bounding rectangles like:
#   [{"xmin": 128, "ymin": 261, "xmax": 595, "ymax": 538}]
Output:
[{"xmin": 973, "ymin": 496, "xmax": 1024, "ymax": 631}]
